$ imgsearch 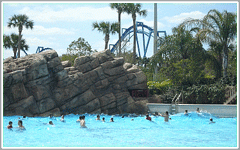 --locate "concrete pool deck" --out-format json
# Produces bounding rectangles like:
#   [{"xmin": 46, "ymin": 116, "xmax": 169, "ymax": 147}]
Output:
[{"xmin": 147, "ymin": 103, "xmax": 237, "ymax": 118}]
